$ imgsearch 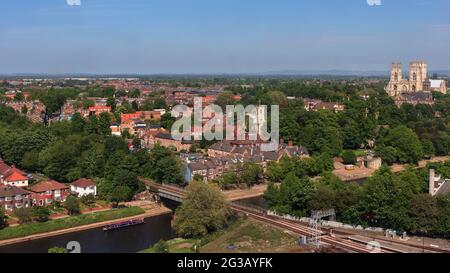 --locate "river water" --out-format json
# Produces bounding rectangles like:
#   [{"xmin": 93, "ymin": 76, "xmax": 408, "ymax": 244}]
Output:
[
  {"xmin": 0, "ymin": 197, "xmax": 266, "ymax": 253},
  {"xmin": 0, "ymin": 213, "xmax": 174, "ymax": 253}
]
